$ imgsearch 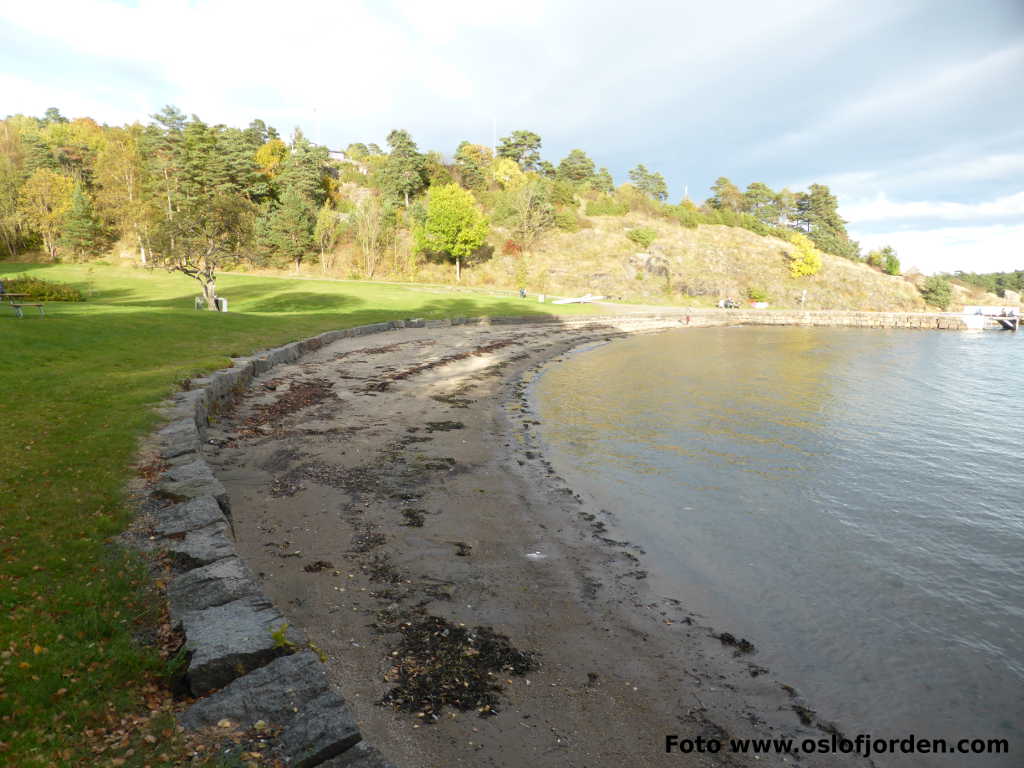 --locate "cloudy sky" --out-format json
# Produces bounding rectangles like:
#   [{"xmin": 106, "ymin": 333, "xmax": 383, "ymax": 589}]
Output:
[{"xmin": 2, "ymin": 0, "xmax": 1022, "ymax": 273}]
